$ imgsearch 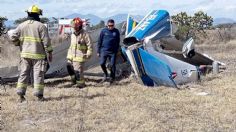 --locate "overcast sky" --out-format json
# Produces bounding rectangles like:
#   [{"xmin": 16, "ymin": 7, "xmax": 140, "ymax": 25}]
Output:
[{"xmin": 0, "ymin": 0, "xmax": 235, "ymax": 20}]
